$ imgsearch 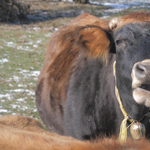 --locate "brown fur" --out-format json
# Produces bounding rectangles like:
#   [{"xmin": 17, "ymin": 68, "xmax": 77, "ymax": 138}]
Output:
[
  {"xmin": 116, "ymin": 12, "xmax": 150, "ymax": 30},
  {"xmin": 0, "ymin": 115, "xmax": 150, "ymax": 150},
  {"xmin": 36, "ymin": 12, "xmax": 150, "ymax": 135},
  {"xmin": 66, "ymin": 13, "xmax": 110, "ymax": 30},
  {"xmin": 36, "ymin": 13, "xmax": 111, "ymax": 133},
  {"xmin": 0, "ymin": 115, "xmax": 44, "ymax": 132},
  {"xmin": 76, "ymin": 25, "xmax": 111, "ymax": 62}
]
